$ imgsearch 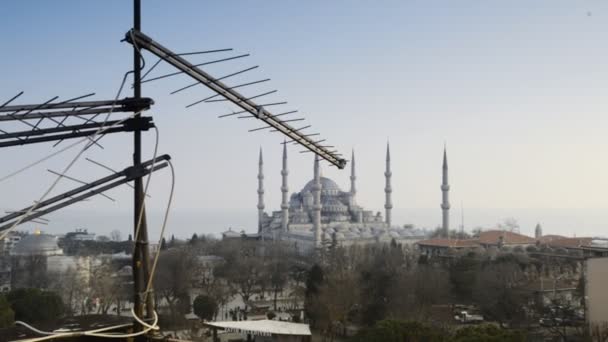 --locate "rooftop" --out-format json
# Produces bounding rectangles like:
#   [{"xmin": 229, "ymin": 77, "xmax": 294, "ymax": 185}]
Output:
[
  {"xmin": 417, "ymin": 238, "xmax": 479, "ymax": 248},
  {"xmin": 301, "ymin": 176, "xmax": 342, "ymax": 193},
  {"xmin": 11, "ymin": 233, "xmax": 63, "ymax": 256},
  {"xmin": 203, "ymin": 319, "xmax": 311, "ymax": 337},
  {"xmin": 547, "ymin": 237, "xmax": 594, "ymax": 249},
  {"xmin": 477, "ymin": 230, "xmax": 536, "ymax": 245},
  {"xmin": 537, "ymin": 234, "xmax": 567, "ymax": 243}
]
